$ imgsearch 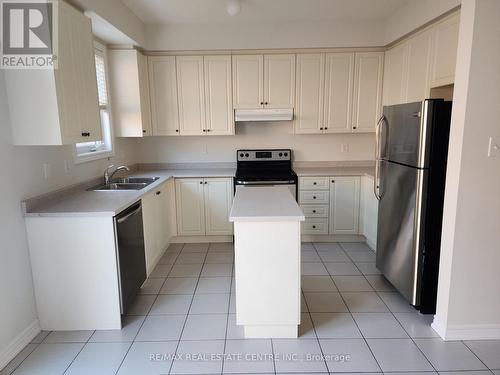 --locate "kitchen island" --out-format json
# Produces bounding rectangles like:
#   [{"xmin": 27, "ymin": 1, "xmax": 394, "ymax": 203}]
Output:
[{"xmin": 229, "ymin": 186, "xmax": 305, "ymax": 338}]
